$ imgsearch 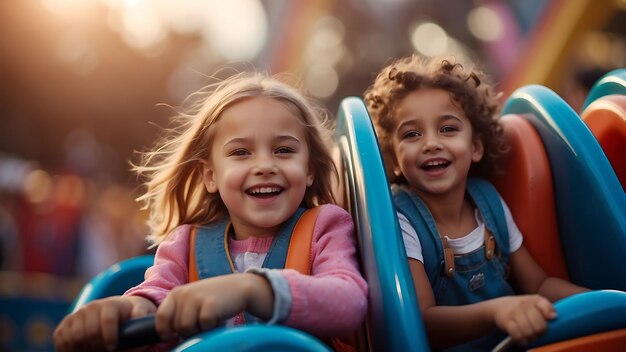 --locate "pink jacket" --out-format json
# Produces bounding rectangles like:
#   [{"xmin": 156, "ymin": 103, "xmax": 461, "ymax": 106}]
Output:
[{"xmin": 125, "ymin": 204, "xmax": 368, "ymax": 337}]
